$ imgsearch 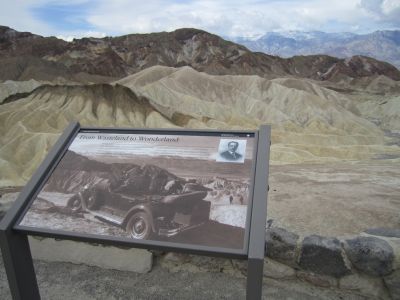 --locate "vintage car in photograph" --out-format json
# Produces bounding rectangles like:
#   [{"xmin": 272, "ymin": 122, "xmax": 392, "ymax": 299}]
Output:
[{"xmin": 65, "ymin": 178, "xmax": 211, "ymax": 240}]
